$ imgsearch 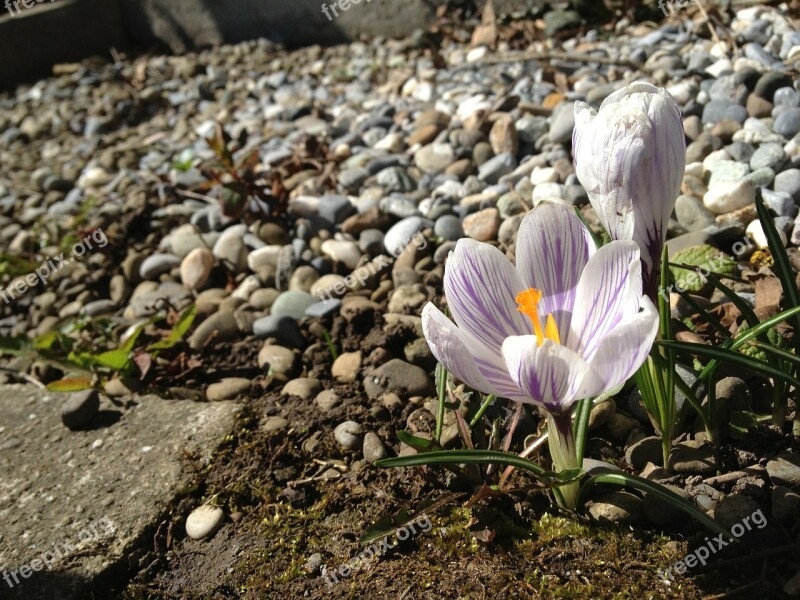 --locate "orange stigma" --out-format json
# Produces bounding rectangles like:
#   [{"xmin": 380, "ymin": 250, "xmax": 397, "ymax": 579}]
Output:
[{"xmin": 516, "ymin": 288, "xmax": 561, "ymax": 347}]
